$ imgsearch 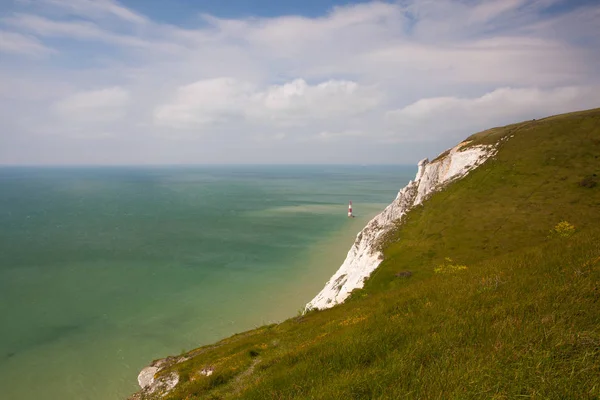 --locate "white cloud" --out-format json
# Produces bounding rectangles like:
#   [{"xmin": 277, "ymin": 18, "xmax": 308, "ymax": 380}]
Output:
[
  {"xmin": 54, "ymin": 86, "xmax": 130, "ymax": 124},
  {"xmin": 315, "ymin": 130, "xmax": 364, "ymax": 141},
  {"xmin": 0, "ymin": 30, "xmax": 55, "ymax": 56},
  {"xmin": 360, "ymin": 35, "xmax": 589, "ymax": 87},
  {"xmin": 238, "ymin": 2, "xmax": 405, "ymax": 55},
  {"xmin": 468, "ymin": 0, "xmax": 529, "ymax": 23},
  {"xmin": 154, "ymin": 78, "xmax": 382, "ymax": 130},
  {"xmin": 253, "ymin": 132, "xmax": 286, "ymax": 142},
  {"xmin": 4, "ymin": 13, "xmax": 184, "ymax": 52},
  {"xmin": 4, "ymin": 14, "xmax": 151, "ymax": 47},
  {"xmin": 248, "ymin": 79, "xmax": 381, "ymax": 124},
  {"xmin": 40, "ymin": 0, "xmax": 148, "ymax": 24},
  {"xmin": 386, "ymin": 86, "xmax": 600, "ymax": 141},
  {"xmin": 153, "ymin": 78, "xmax": 254, "ymax": 129},
  {"xmin": 1, "ymin": 0, "xmax": 599, "ymax": 164}
]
